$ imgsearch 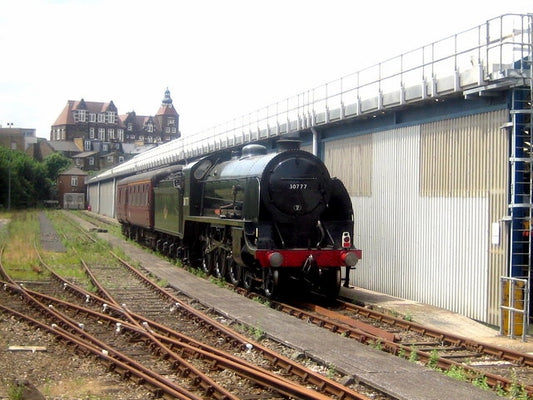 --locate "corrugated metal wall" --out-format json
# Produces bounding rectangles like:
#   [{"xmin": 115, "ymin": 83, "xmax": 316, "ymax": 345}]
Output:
[
  {"xmin": 324, "ymin": 109, "xmax": 508, "ymax": 324},
  {"xmin": 99, "ymin": 180, "xmax": 116, "ymax": 217},
  {"xmin": 87, "ymin": 184, "xmax": 99, "ymax": 213},
  {"xmin": 88, "ymin": 180, "xmax": 116, "ymax": 218}
]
